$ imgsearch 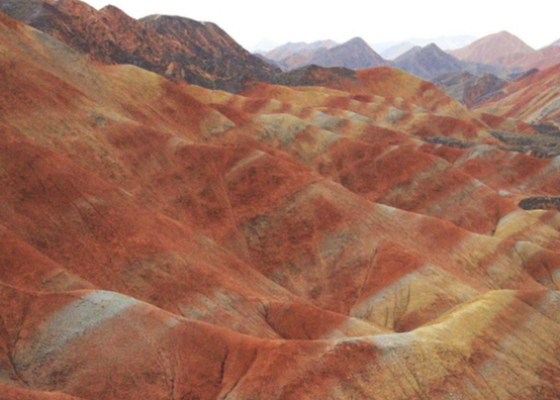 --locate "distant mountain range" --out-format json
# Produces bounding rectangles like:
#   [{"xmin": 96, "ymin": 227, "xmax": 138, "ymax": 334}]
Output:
[
  {"xmin": 262, "ymin": 38, "xmax": 387, "ymax": 71},
  {"xmin": 261, "ymin": 31, "xmax": 560, "ymax": 88},
  {"xmin": 450, "ymin": 31, "xmax": 560, "ymax": 73},
  {"xmin": 393, "ymin": 43, "xmax": 506, "ymax": 80},
  {"xmin": 304, "ymin": 37, "xmax": 387, "ymax": 70},
  {"xmin": 263, "ymin": 39, "xmax": 506, "ymax": 85},
  {"xmin": 373, "ymin": 35, "xmax": 478, "ymax": 55},
  {"xmin": 449, "ymin": 31, "xmax": 534, "ymax": 65},
  {"xmin": 257, "ymin": 31, "xmax": 560, "ymax": 109},
  {"xmin": 3, "ymin": 0, "xmax": 559, "ymax": 106}
]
